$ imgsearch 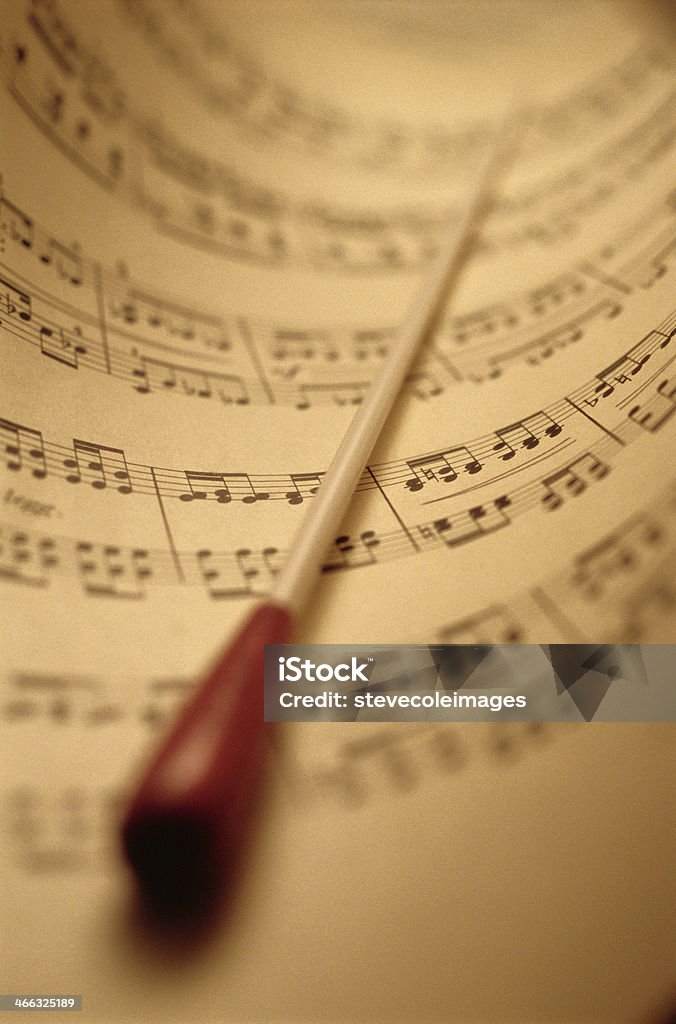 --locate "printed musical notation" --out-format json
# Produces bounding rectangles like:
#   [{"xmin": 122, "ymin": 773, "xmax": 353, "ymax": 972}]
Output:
[
  {"xmin": 433, "ymin": 479, "xmax": 676, "ymax": 645},
  {"xmin": 2, "ymin": 311, "xmax": 672, "ymax": 526},
  {"xmin": 0, "ymin": 716, "xmax": 559, "ymax": 876},
  {"xmin": 3, "ymin": 783, "xmax": 119, "ymax": 873},
  {"xmin": 2, "ymin": 487, "xmax": 673, "ymax": 873},
  {"xmin": 1, "ymin": 408, "xmax": 673, "ymax": 615},
  {"xmin": 111, "ymin": 2, "xmax": 676, "ymax": 182},
  {"xmin": 1, "ymin": 670, "xmax": 195, "ymax": 732},
  {"xmin": 0, "ymin": 4, "xmax": 673, "ymax": 656},
  {"xmin": 293, "ymin": 720, "xmax": 558, "ymax": 810},
  {"xmin": 0, "ymin": 5, "xmax": 674, "ymax": 1022},
  {"xmin": 2, "ymin": 1, "xmax": 675, "ymax": 271},
  {"xmin": 1, "ymin": 184, "xmax": 675, "ymax": 411}
]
